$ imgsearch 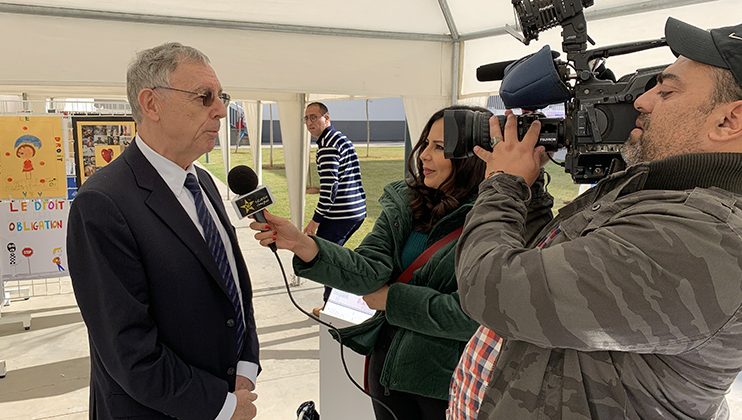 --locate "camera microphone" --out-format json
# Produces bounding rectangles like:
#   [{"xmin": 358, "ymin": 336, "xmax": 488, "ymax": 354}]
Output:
[
  {"xmin": 476, "ymin": 49, "xmax": 561, "ymax": 83},
  {"xmin": 476, "ymin": 60, "xmax": 516, "ymax": 82},
  {"xmin": 227, "ymin": 165, "xmax": 276, "ymax": 252}
]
